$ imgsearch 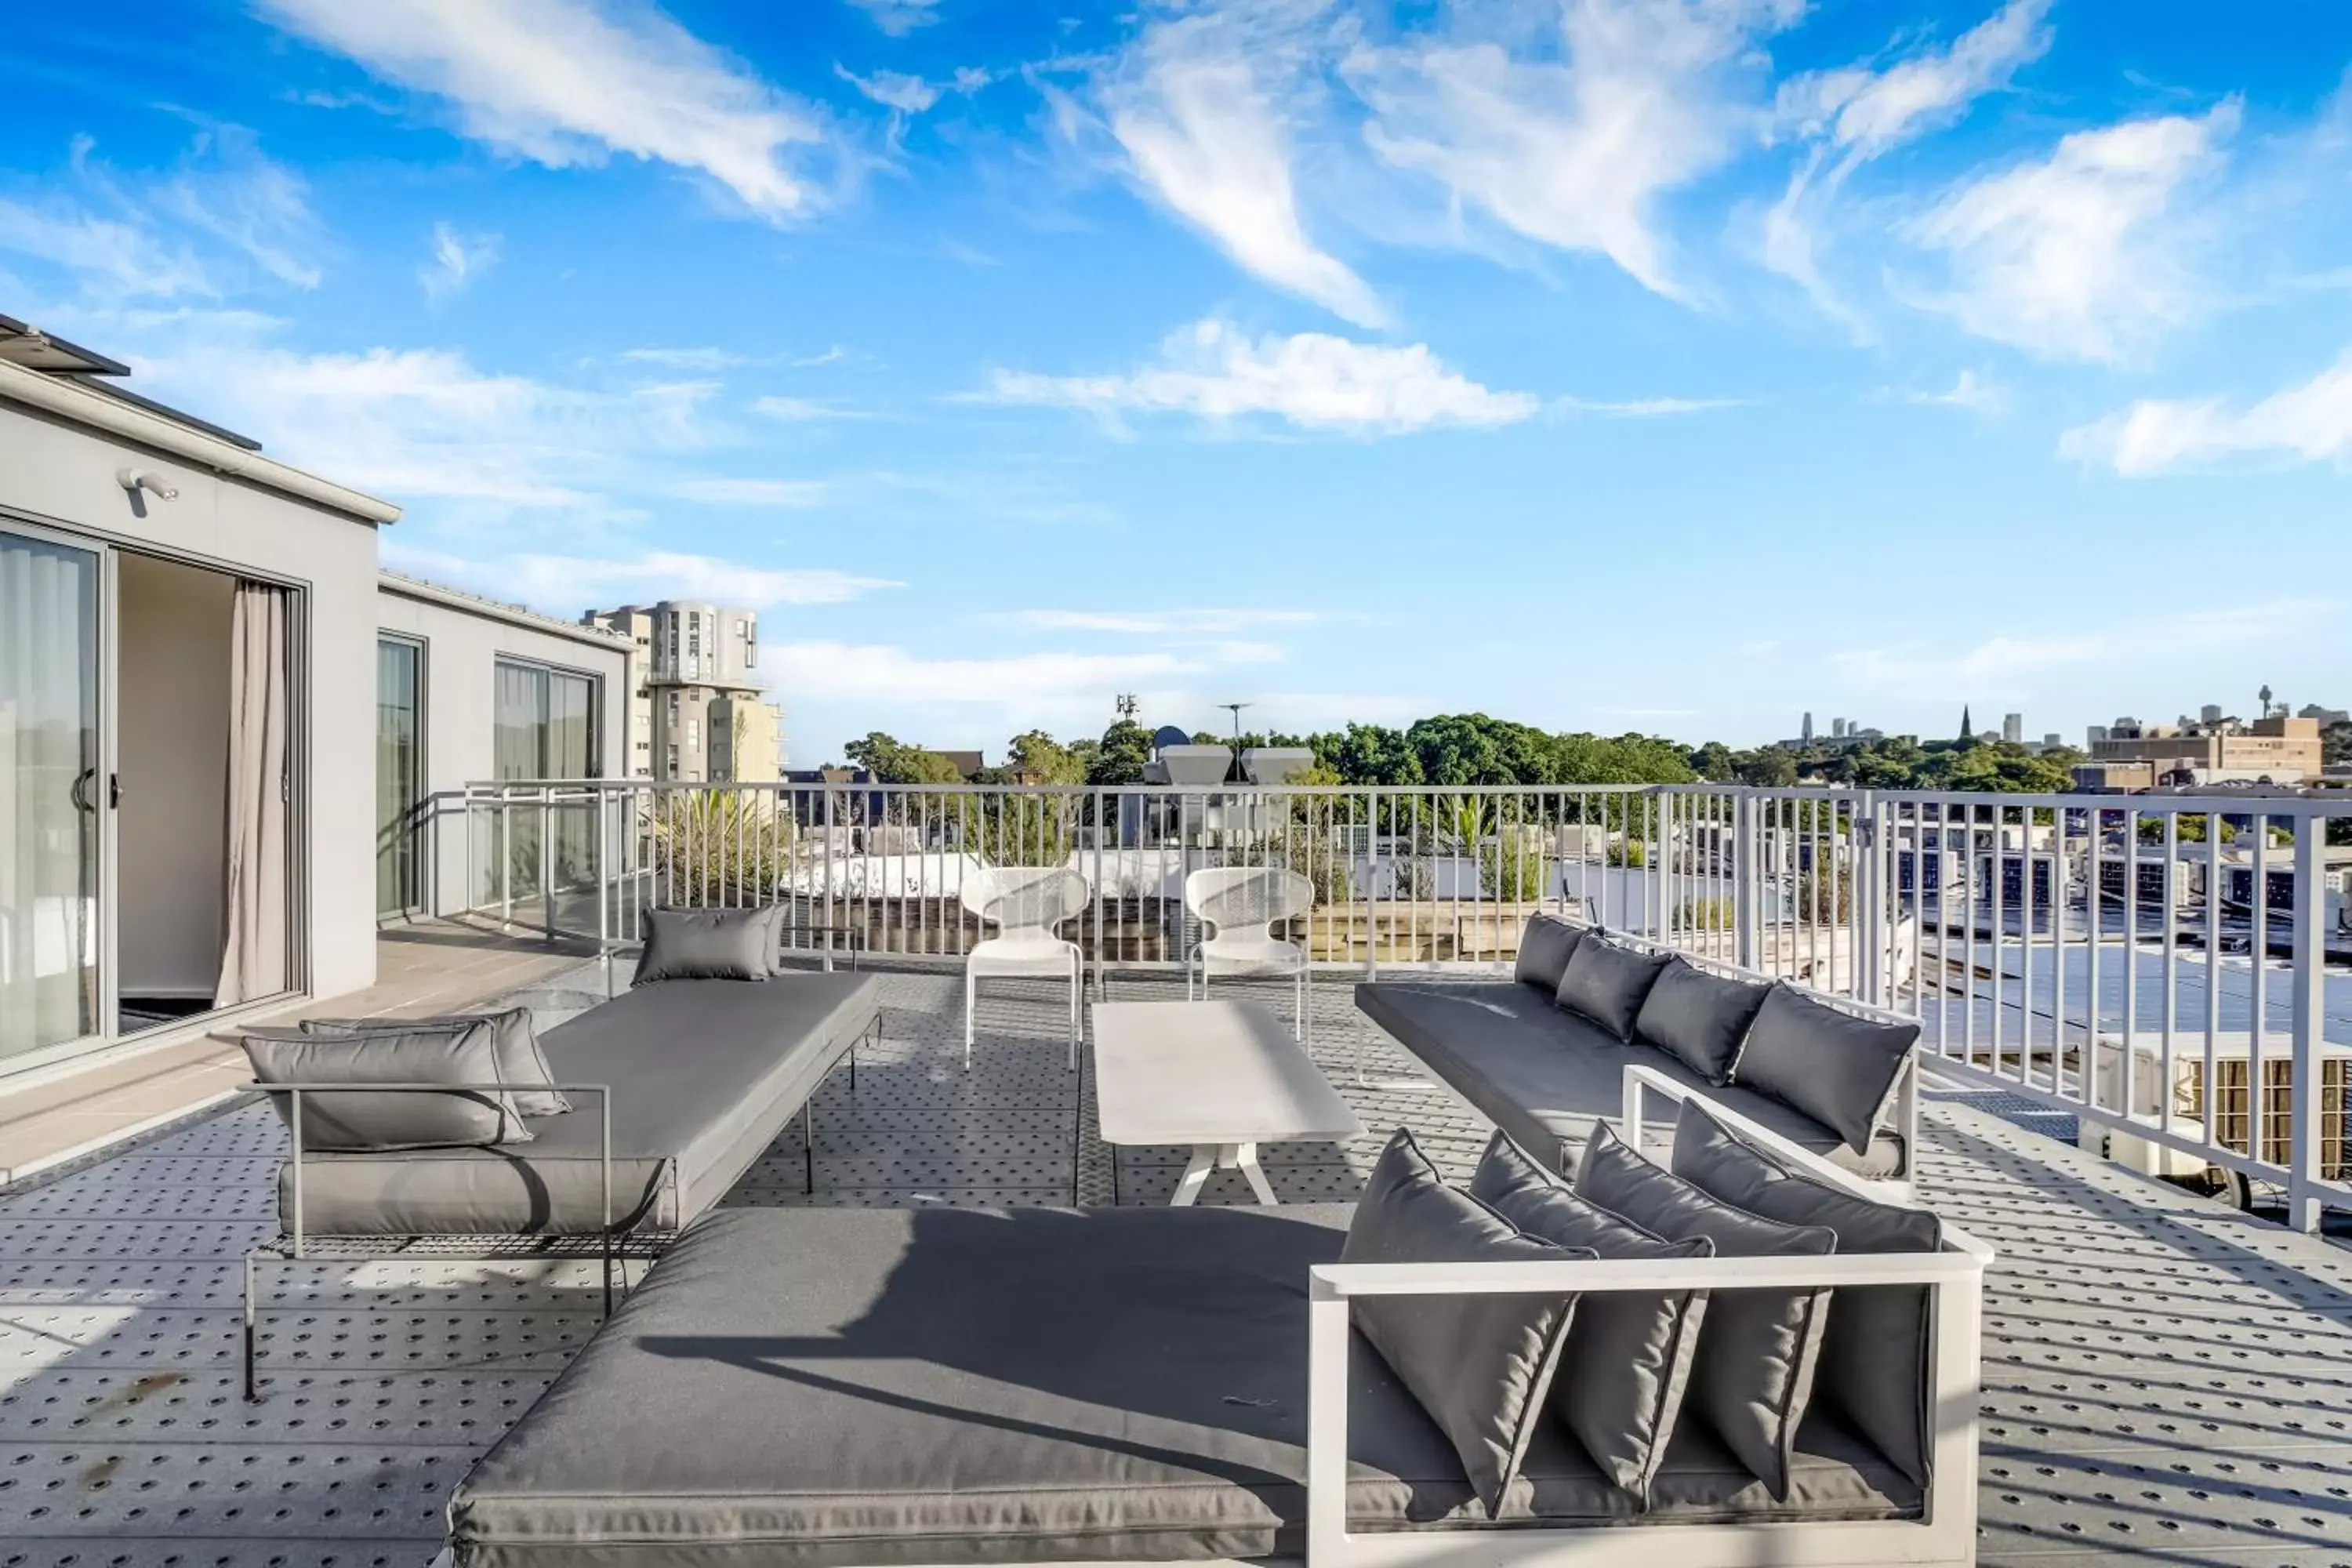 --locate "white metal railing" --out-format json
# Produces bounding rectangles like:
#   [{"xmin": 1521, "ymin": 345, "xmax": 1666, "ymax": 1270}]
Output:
[{"xmin": 439, "ymin": 776, "xmax": 2352, "ymax": 1228}]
